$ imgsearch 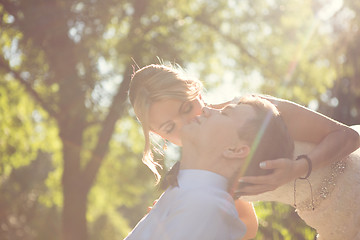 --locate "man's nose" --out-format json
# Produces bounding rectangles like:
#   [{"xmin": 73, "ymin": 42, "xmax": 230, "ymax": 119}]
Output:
[{"xmin": 201, "ymin": 106, "xmax": 214, "ymax": 117}]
